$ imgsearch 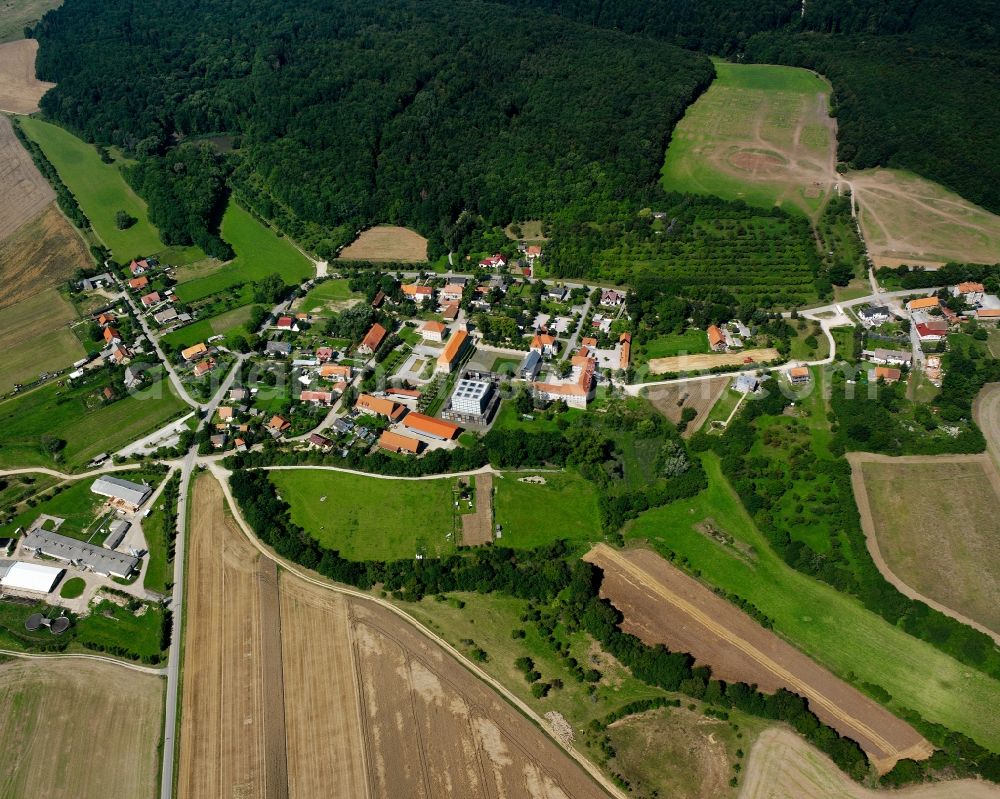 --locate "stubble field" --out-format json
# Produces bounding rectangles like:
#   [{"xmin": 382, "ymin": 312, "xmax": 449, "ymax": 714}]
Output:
[
  {"xmin": 851, "ymin": 453, "xmax": 1000, "ymax": 637},
  {"xmin": 647, "ymin": 347, "xmax": 780, "ymax": 375},
  {"xmin": 338, "ymin": 224, "xmax": 429, "ymax": 262},
  {"xmin": 584, "ymin": 544, "xmax": 931, "ymax": 773},
  {"xmin": 0, "ymin": 658, "xmax": 162, "ymax": 799},
  {"xmin": 0, "ymin": 39, "xmax": 53, "ymax": 113},
  {"xmin": 183, "ymin": 473, "xmax": 613, "ymax": 798},
  {"xmin": 0, "ymin": 113, "xmax": 54, "ymax": 239}
]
